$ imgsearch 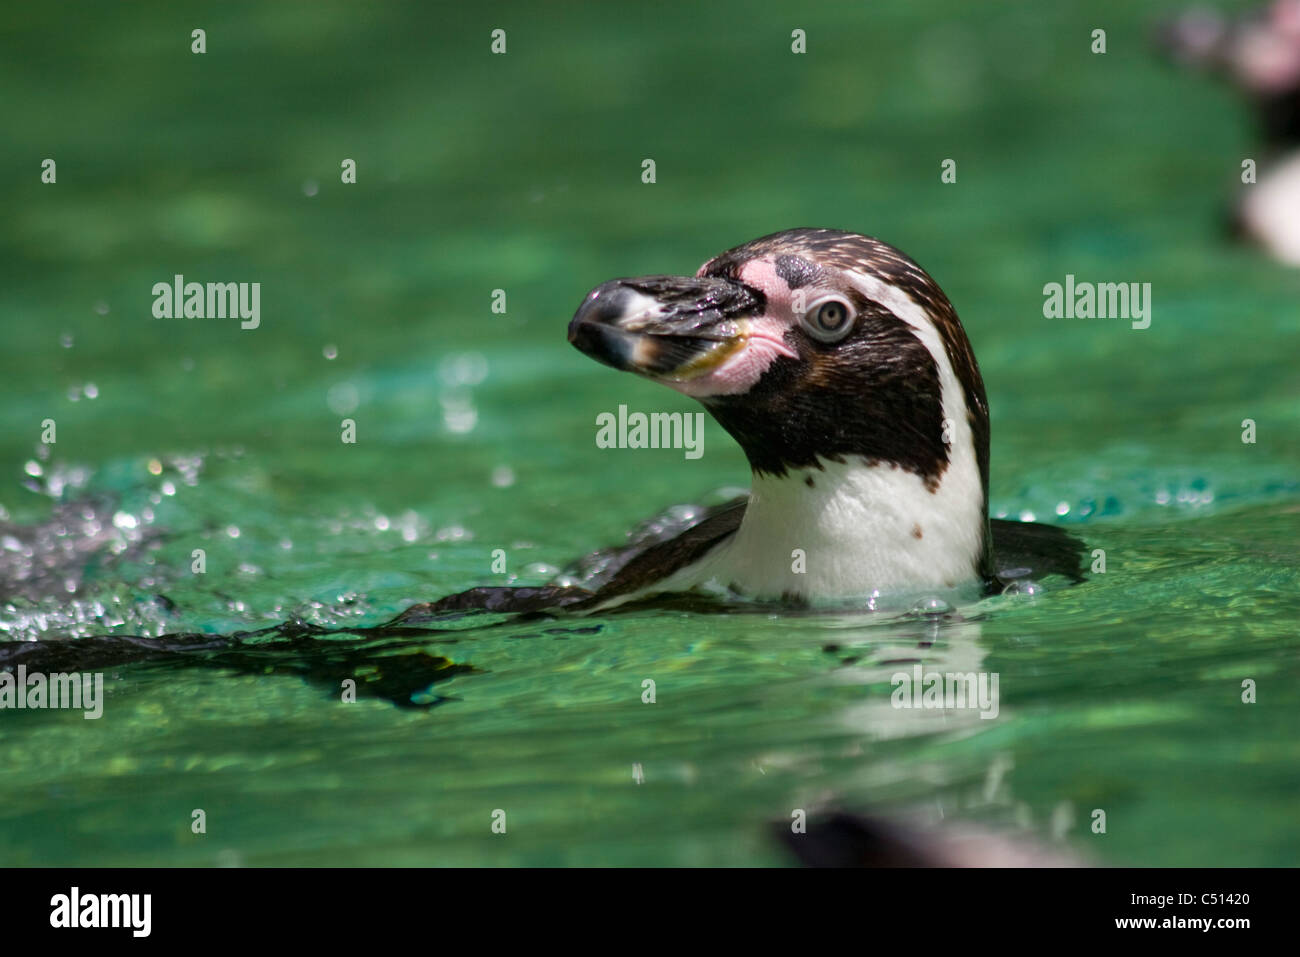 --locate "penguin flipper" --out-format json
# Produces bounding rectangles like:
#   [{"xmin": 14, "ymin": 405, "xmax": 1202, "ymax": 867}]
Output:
[
  {"xmin": 388, "ymin": 497, "xmax": 749, "ymax": 621},
  {"xmin": 574, "ymin": 497, "xmax": 748, "ymax": 607},
  {"xmin": 989, "ymin": 519, "xmax": 1087, "ymax": 584},
  {"xmin": 381, "ymin": 585, "xmax": 595, "ymax": 625},
  {"xmin": 561, "ymin": 496, "xmax": 748, "ymax": 593}
]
